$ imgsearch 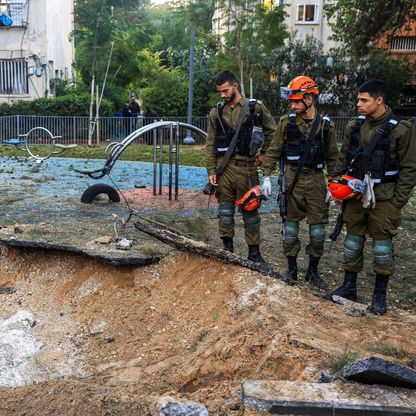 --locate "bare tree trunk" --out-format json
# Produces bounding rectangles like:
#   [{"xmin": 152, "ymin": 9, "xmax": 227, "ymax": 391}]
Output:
[{"xmin": 134, "ymin": 220, "xmax": 293, "ymax": 284}]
